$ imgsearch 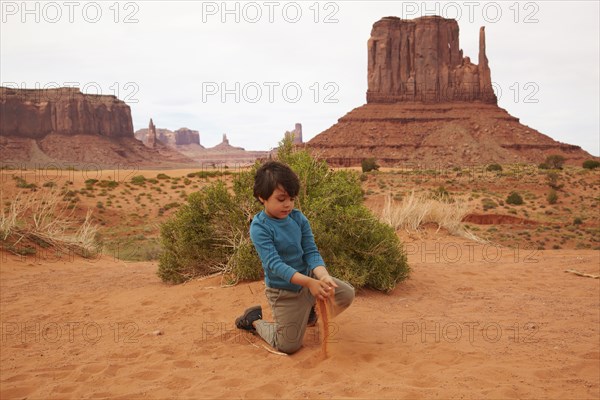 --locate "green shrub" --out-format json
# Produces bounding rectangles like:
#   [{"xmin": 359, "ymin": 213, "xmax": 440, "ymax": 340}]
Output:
[
  {"xmin": 157, "ymin": 173, "xmax": 171, "ymax": 179},
  {"xmin": 544, "ymin": 154, "xmax": 566, "ymax": 169},
  {"xmin": 538, "ymin": 163, "xmax": 550, "ymax": 170},
  {"xmin": 131, "ymin": 175, "xmax": 146, "ymax": 185},
  {"xmin": 481, "ymin": 198, "xmax": 498, "ymax": 211},
  {"xmin": 158, "ymin": 138, "xmax": 409, "ymax": 291},
  {"xmin": 361, "ymin": 158, "xmax": 380, "ymax": 173},
  {"xmin": 98, "ymin": 180, "xmax": 119, "ymax": 189},
  {"xmin": 486, "ymin": 163, "xmax": 503, "ymax": 172},
  {"xmin": 14, "ymin": 176, "xmax": 37, "ymax": 189},
  {"xmin": 583, "ymin": 160, "xmax": 600, "ymax": 170},
  {"xmin": 547, "ymin": 189, "xmax": 558, "ymax": 205},
  {"xmin": 506, "ymin": 192, "xmax": 524, "ymax": 205},
  {"xmin": 573, "ymin": 217, "xmax": 583, "ymax": 225}
]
